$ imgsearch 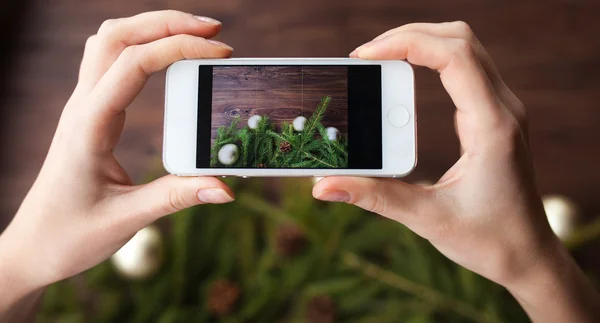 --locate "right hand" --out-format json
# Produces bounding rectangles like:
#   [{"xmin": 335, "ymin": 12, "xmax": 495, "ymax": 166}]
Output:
[
  {"xmin": 317, "ymin": 21, "xmax": 554, "ymax": 285},
  {"xmin": 314, "ymin": 22, "xmax": 600, "ymax": 322}
]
